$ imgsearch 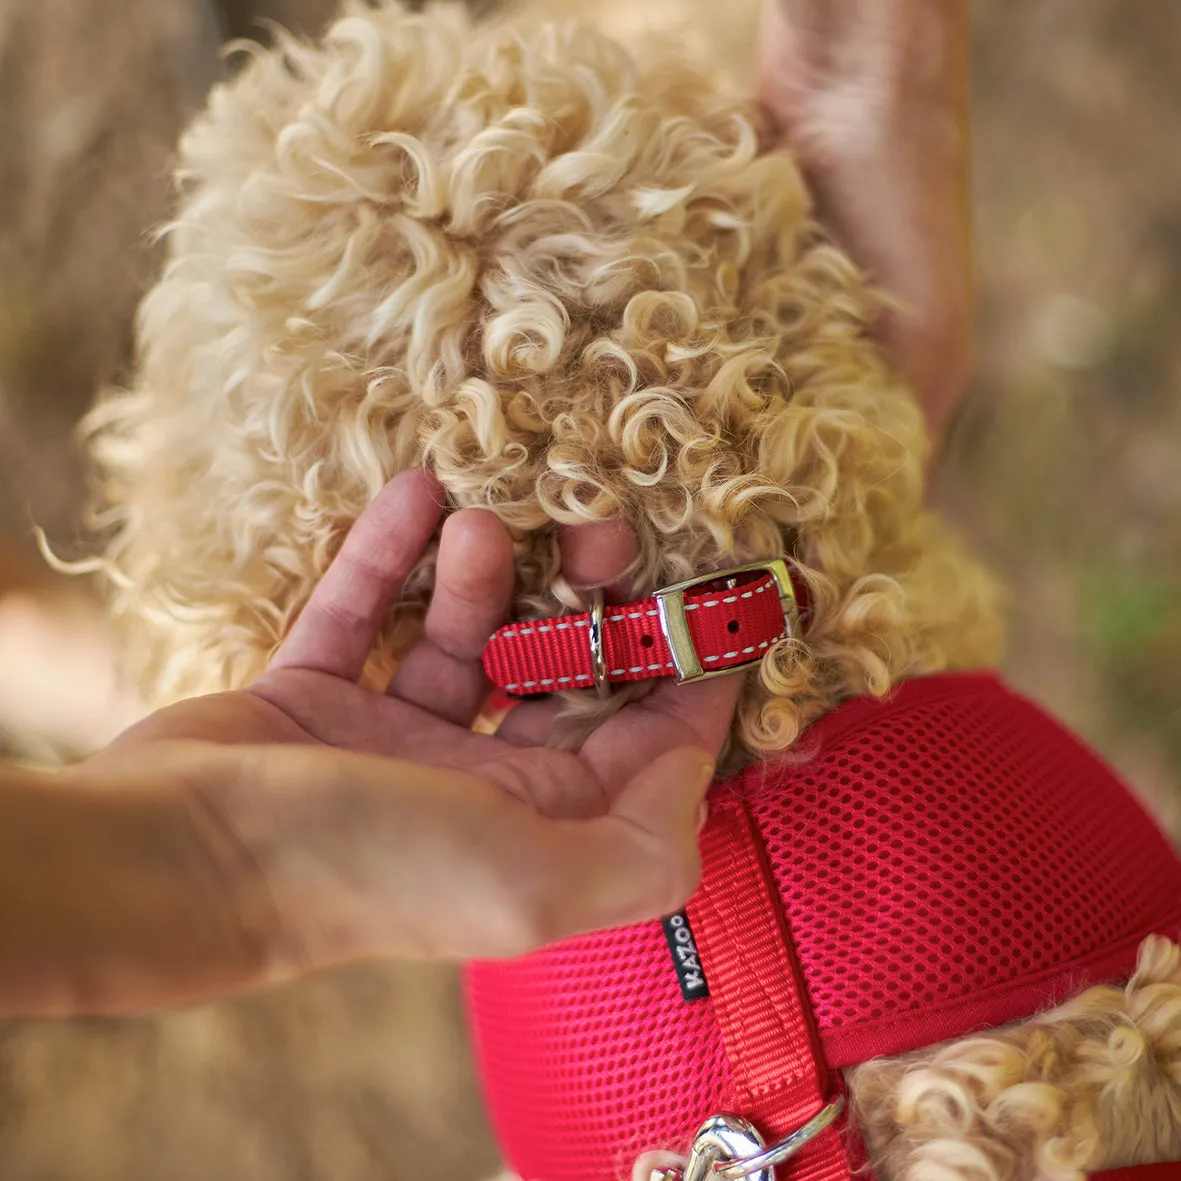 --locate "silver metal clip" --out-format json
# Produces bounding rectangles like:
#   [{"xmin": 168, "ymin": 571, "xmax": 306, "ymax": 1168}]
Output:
[
  {"xmin": 713, "ymin": 1099, "xmax": 845, "ymax": 1180},
  {"xmin": 682, "ymin": 1115, "xmax": 770, "ymax": 1181},
  {"xmin": 646, "ymin": 1097, "xmax": 845, "ymax": 1181}
]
